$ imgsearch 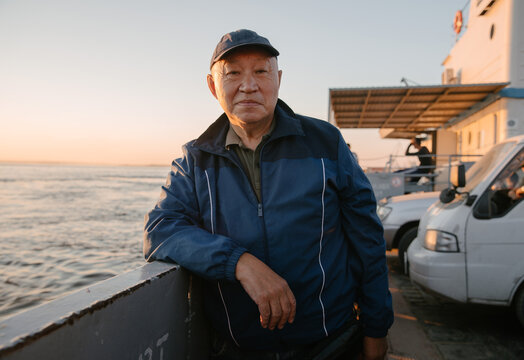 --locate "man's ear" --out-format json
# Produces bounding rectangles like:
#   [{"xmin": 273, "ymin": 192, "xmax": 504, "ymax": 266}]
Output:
[
  {"xmin": 278, "ymin": 69, "xmax": 282, "ymax": 88},
  {"xmin": 207, "ymin": 74, "xmax": 218, "ymax": 99}
]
